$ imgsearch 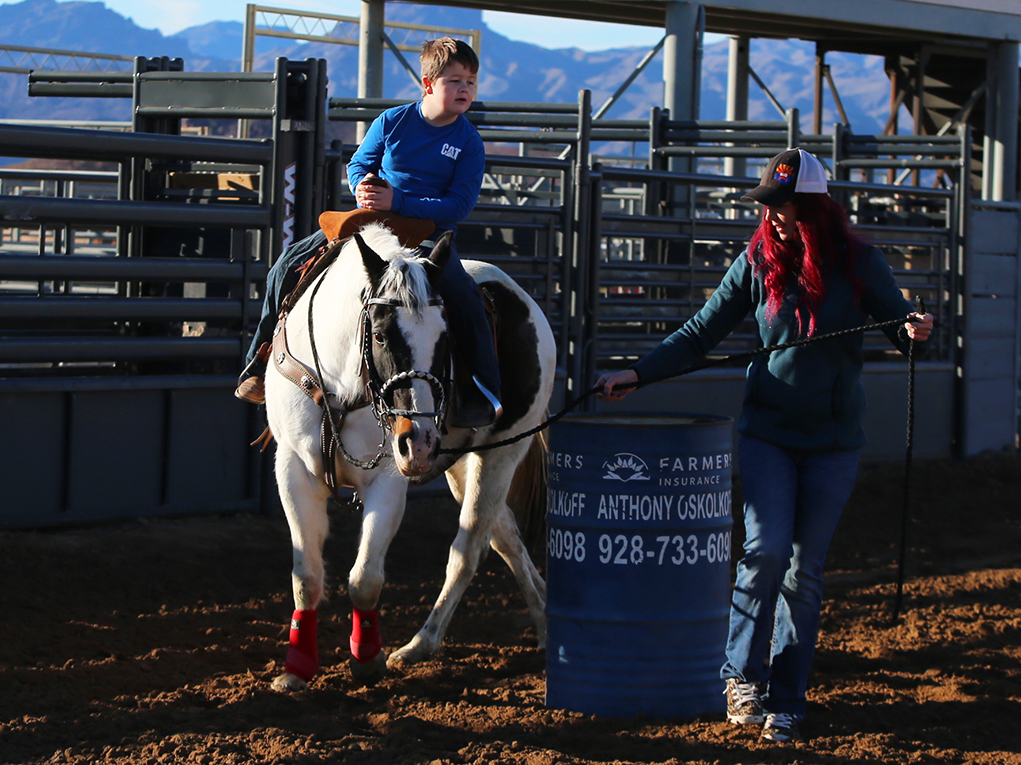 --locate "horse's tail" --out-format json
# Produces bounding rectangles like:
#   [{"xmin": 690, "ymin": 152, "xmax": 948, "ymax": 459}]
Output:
[{"xmin": 506, "ymin": 428, "xmax": 548, "ymax": 555}]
